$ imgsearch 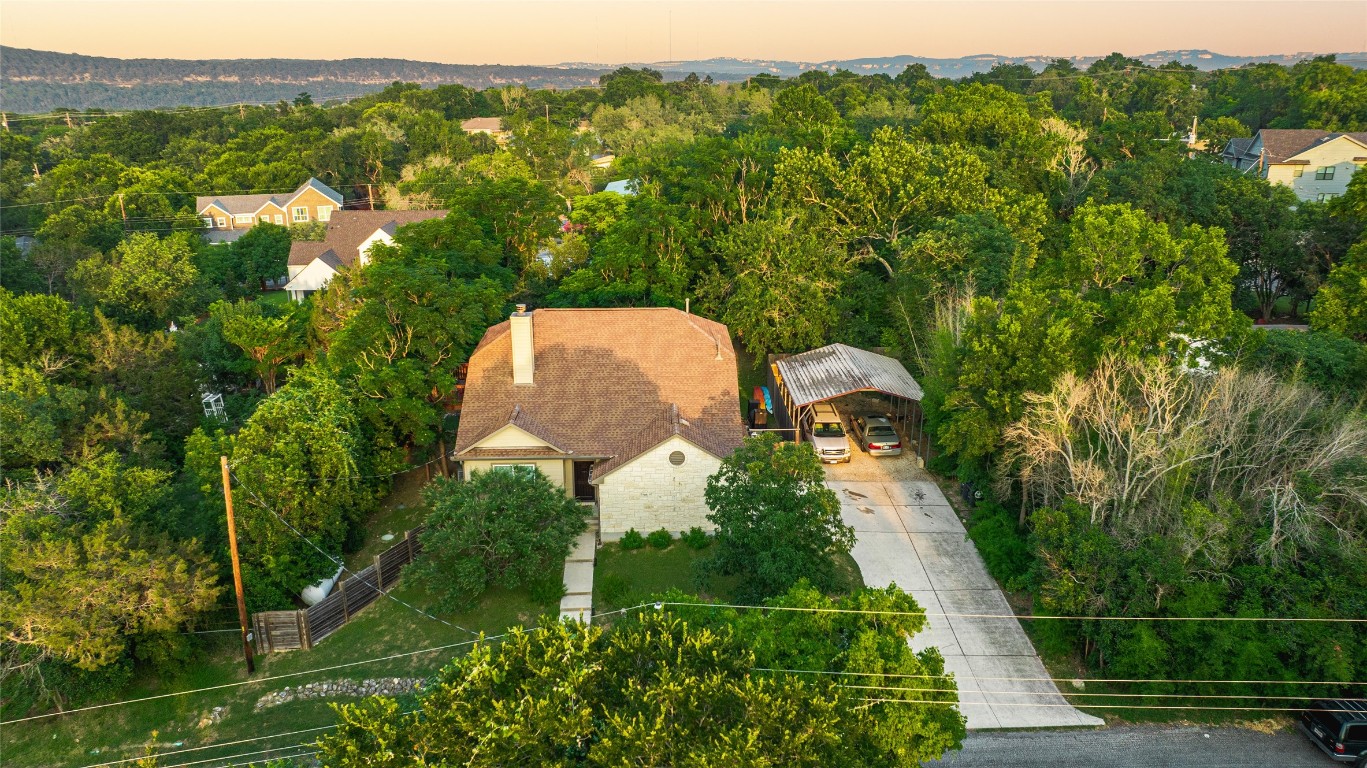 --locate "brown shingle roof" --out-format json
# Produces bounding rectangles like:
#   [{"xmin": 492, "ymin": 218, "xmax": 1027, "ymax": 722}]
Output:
[
  {"xmin": 455, "ymin": 308, "xmax": 746, "ymax": 472},
  {"xmin": 285, "ymin": 209, "xmax": 448, "ymax": 267},
  {"xmin": 196, "ymin": 178, "xmax": 343, "ymax": 217},
  {"xmin": 460, "ymin": 117, "xmax": 504, "ymax": 132}
]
